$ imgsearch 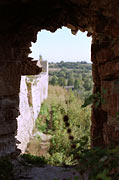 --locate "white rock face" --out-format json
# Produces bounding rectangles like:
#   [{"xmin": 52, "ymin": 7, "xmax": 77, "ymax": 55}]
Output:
[
  {"xmin": 16, "ymin": 61, "xmax": 48, "ymax": 153},
  {"xmin": 32, "ymin": 72, "xmax": 48, "ymax": 120}
]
